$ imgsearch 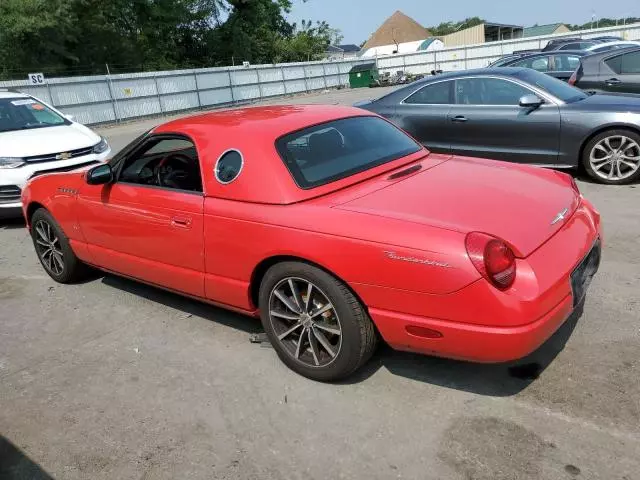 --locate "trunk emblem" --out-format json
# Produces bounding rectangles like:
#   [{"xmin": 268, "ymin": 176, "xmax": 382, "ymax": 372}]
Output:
[{"xmin": 551, "ymin": 208, "xmax": 569, "ymax": 225}]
